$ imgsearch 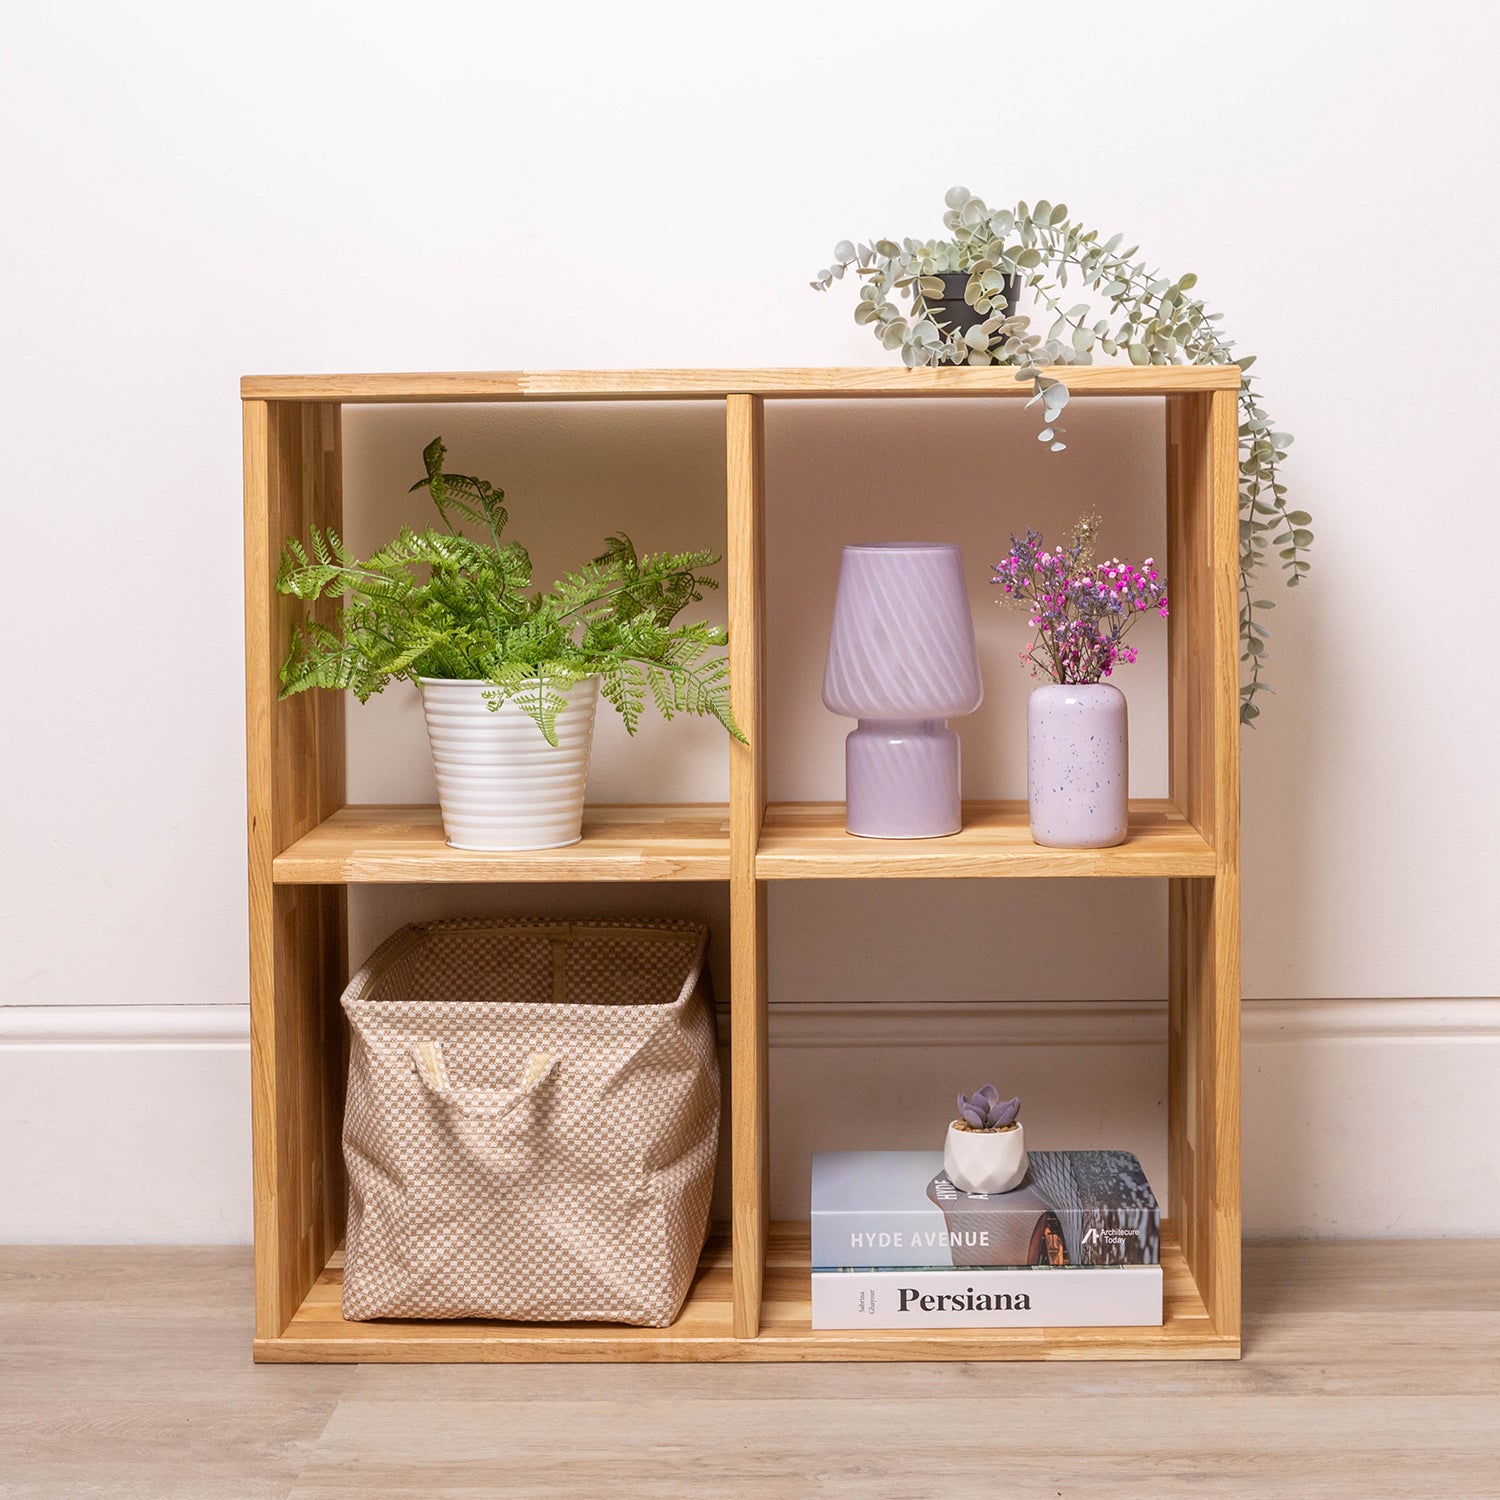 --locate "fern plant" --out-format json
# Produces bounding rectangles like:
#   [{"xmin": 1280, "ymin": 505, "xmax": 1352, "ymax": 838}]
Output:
[{"xmin": 277, "ymin": 437, "xmax": 743, "ymax": 746}]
